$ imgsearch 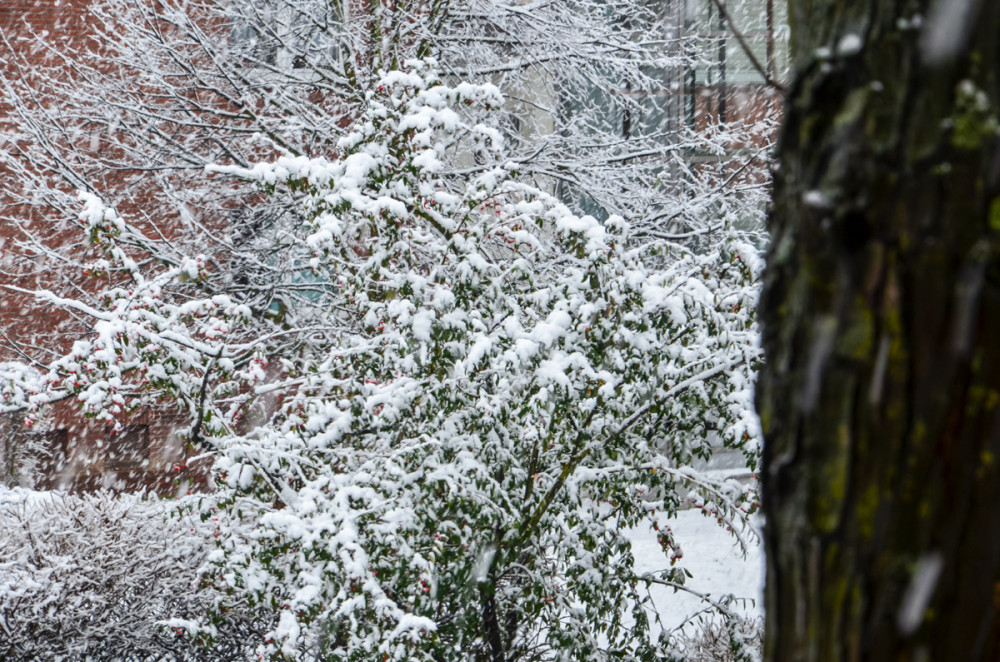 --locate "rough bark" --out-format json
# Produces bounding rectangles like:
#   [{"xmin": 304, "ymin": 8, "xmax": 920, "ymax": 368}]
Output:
[{"xmin": 757, "ymin": 0, "xmax": 1000, "ymax": 660}]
